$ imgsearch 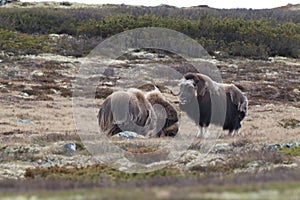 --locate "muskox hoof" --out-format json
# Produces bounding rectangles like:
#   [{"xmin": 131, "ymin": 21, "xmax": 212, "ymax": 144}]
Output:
[
  {"xmin": 196, "ymin": 127, "xmax": 210, "ymax": 138},
  {"xmin": 229, "ymin": 129, "xmax": 240, "ymax": 137}
]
